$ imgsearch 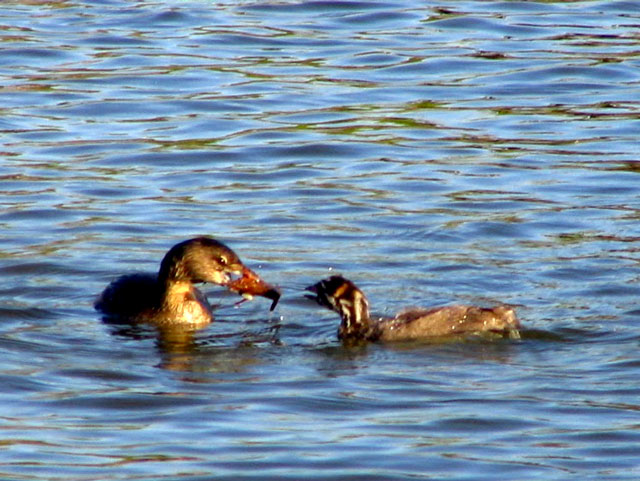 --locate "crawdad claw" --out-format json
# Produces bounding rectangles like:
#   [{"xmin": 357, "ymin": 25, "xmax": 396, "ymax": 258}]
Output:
[
  {"xmin": 263, "ymin": 287, "xmax": 281, "ymax": 311},
  {"xmin": 228, "ymin": 267, "xmax": 281, "ymax": 311}
]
